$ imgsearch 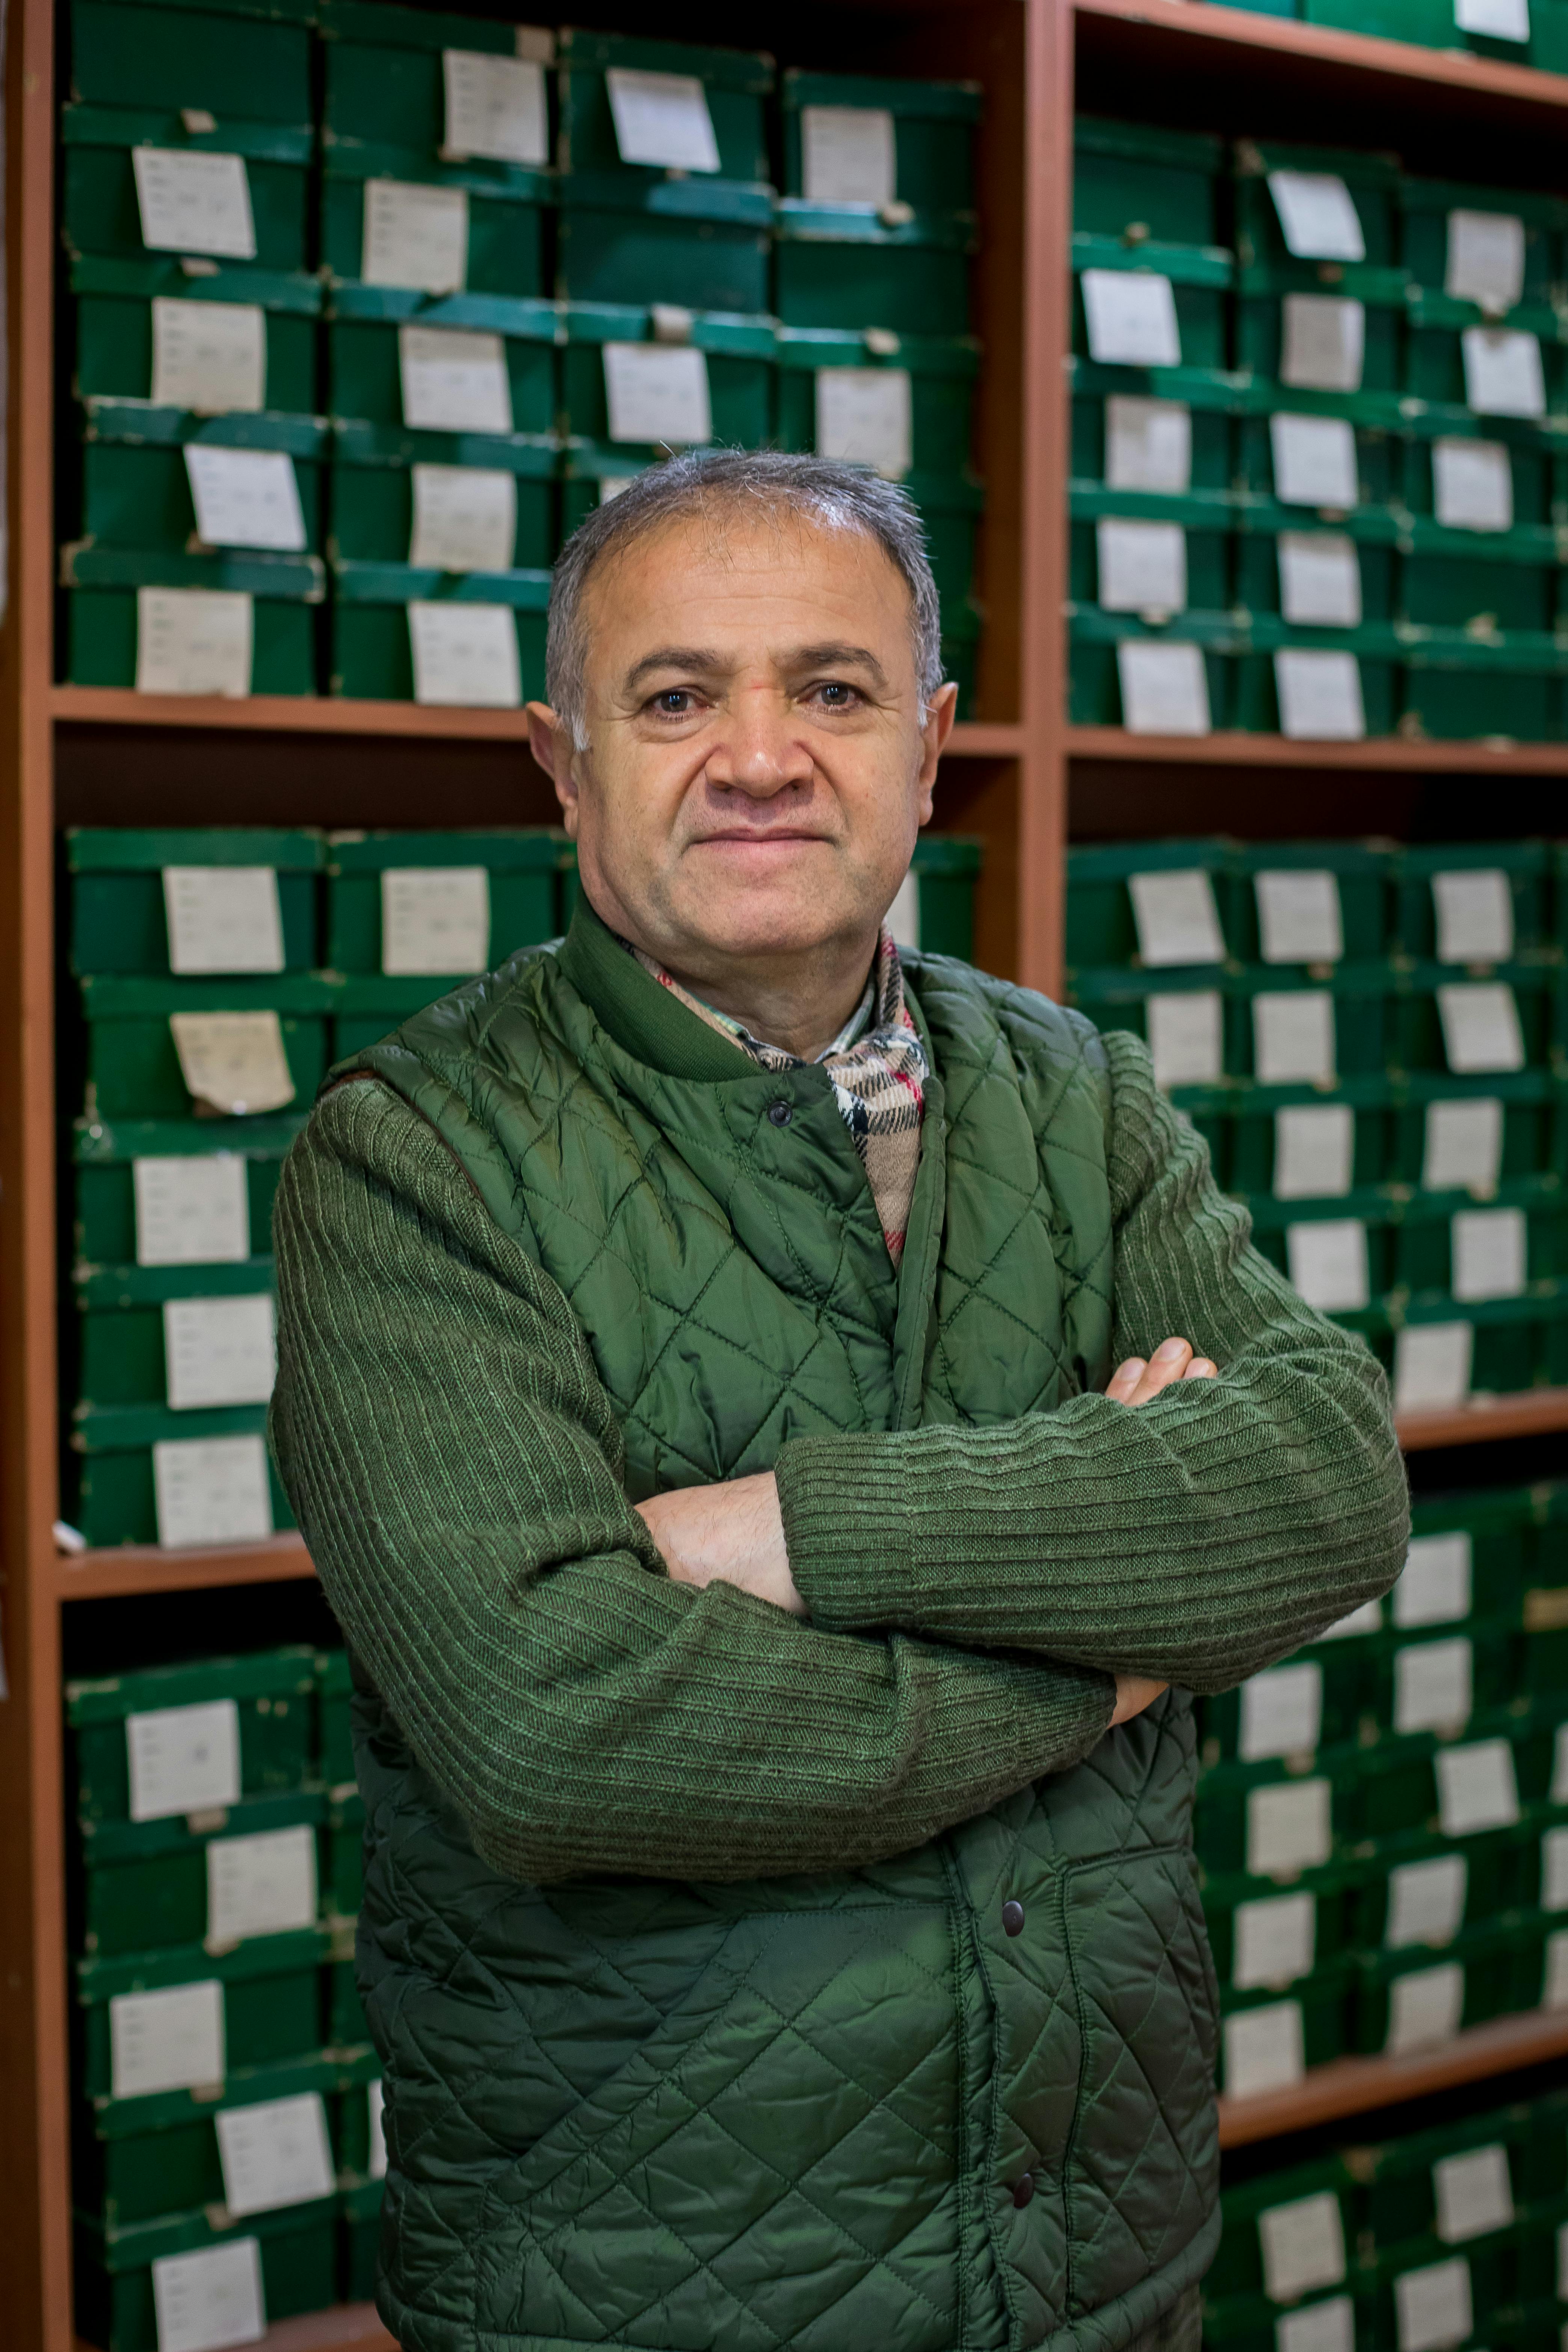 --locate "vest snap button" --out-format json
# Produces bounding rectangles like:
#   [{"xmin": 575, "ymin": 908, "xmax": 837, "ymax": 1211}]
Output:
[
  {"xmin": 1002, "ymin": 1899, "xmax": 1025, "ymax": 1938},
  {"xmin": 1012, "ymin": 2174, "xmax": 1035, "ymax": 2210},
  {"xmin": 767, "ymin": 1099, "xmax": 793, "ymax": 1127}
]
